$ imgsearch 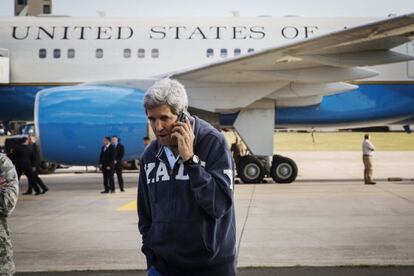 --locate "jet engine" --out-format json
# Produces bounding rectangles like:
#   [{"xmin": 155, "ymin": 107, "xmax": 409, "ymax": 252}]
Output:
[{"xmin": 35, "ymin": 85, "xmax": 148, "ymax": 165}]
